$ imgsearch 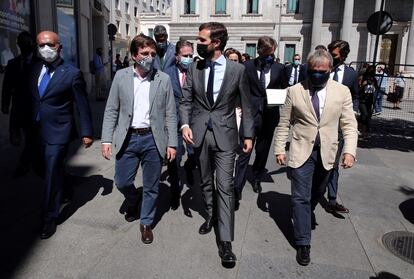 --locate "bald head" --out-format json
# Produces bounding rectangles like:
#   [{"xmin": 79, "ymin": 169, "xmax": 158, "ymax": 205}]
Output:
[{"xmin": 37, "ymin": 31, "xmax": 61, "ymax": 62}]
